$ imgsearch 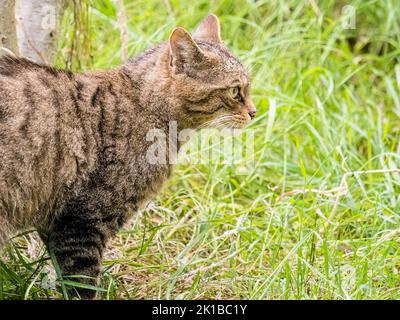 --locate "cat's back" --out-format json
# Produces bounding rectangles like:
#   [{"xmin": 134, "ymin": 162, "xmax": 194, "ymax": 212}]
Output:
[
  {"xmin": 0, "ymin": 55, "xmax": 75, "ymax": 118},
  {"xmin": 0, "ymin": 55, "xmax": 75, "ymax": 136},
  {"xmin": 0, "ymin": 56, "xmax": 89, "ymax": 225},
  {"xmin": 0, "ymin": 56, "xmax": 75, "ymax": 167}
]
